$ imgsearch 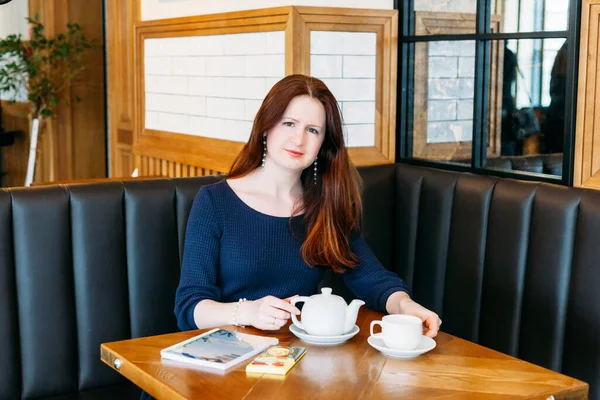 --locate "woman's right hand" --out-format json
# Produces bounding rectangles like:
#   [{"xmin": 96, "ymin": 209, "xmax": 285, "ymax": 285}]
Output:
[{"xmin": 241, "ymin": 295, "xmax": 301, "ymax": 330}]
